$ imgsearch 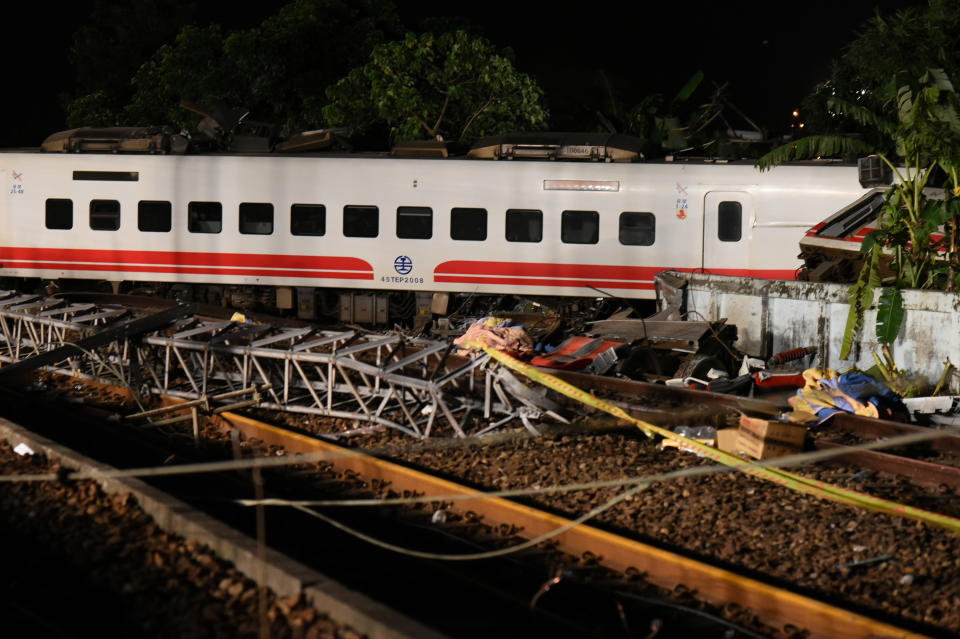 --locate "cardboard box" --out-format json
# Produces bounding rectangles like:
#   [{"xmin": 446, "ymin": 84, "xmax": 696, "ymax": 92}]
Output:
[
  {"xmin": 736, "ymin": 431, "xmax": 801, "ymax": 460},
  {"xmin": 738, "ymin": 416, "xmax": 807, "ymax": 447},
  {"xmin": 716, "ymin": 427, "xmax": 741, "ymax": 453}
]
